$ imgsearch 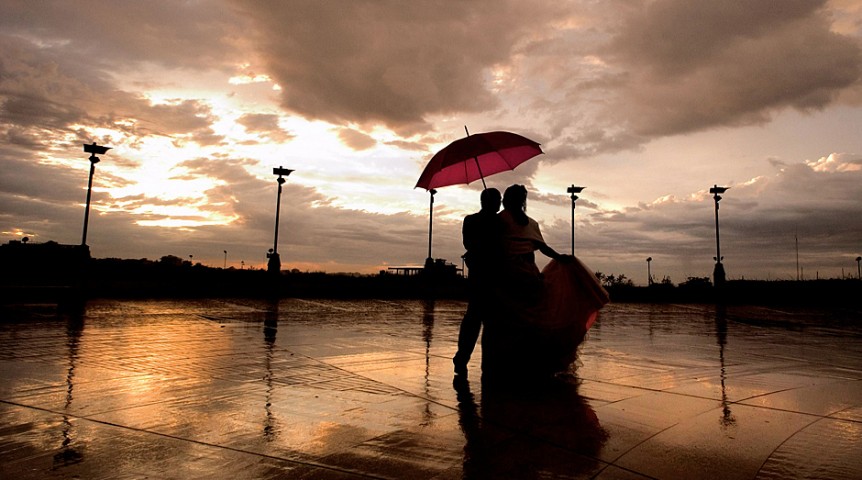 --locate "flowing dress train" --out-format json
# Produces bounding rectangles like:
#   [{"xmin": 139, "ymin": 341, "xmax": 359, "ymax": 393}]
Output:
[{"xmin": 482, "ymin": 255, "xmax": 609, "ymax": 379}]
